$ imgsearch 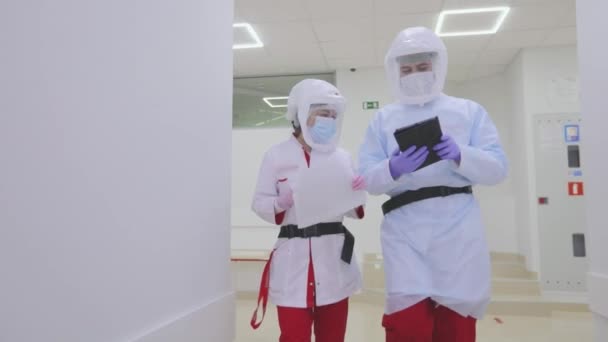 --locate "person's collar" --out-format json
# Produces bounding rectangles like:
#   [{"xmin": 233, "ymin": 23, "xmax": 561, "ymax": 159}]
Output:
[{"xmin": 291, "ymin": 132, "xmax": 311, "ymax": 152}]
